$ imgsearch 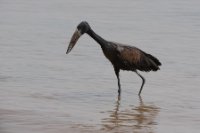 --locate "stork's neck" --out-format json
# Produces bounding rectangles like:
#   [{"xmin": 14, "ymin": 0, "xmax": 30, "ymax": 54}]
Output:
[{"xmin": 87, "ymin": 29, "xmax": 108, "ymax": 49}]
